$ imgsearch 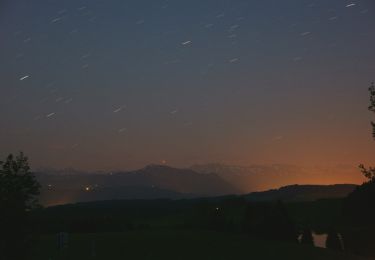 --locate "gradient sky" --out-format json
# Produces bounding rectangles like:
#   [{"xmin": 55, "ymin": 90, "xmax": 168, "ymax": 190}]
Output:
[{"xmin": 0, "ymin": 0, "xmax": 374, "ymax": 171}]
